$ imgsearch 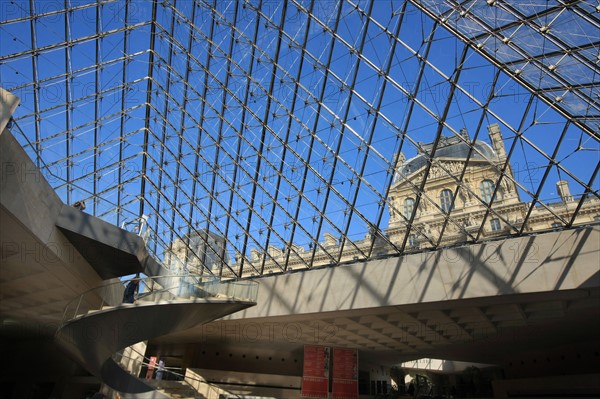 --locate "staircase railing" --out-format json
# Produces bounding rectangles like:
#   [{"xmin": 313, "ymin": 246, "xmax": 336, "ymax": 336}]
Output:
[
  {"xmin": 114, "ymin": 345, "xmax": 224, "ymax": 399},
  {"xmin": 60, "ymin": 275, "xmax": 258, "ymax": 327}
]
